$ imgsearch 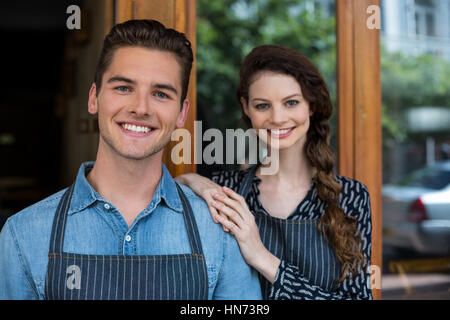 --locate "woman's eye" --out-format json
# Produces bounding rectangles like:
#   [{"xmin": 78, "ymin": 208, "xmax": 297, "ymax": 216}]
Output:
[
  {"xmin": 255, "ymin": 103, "xmax": 269, "ymax": 110},
  {"xmin": 286, "ymin": 100, "xmax": 299, "ymax": 107}
]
